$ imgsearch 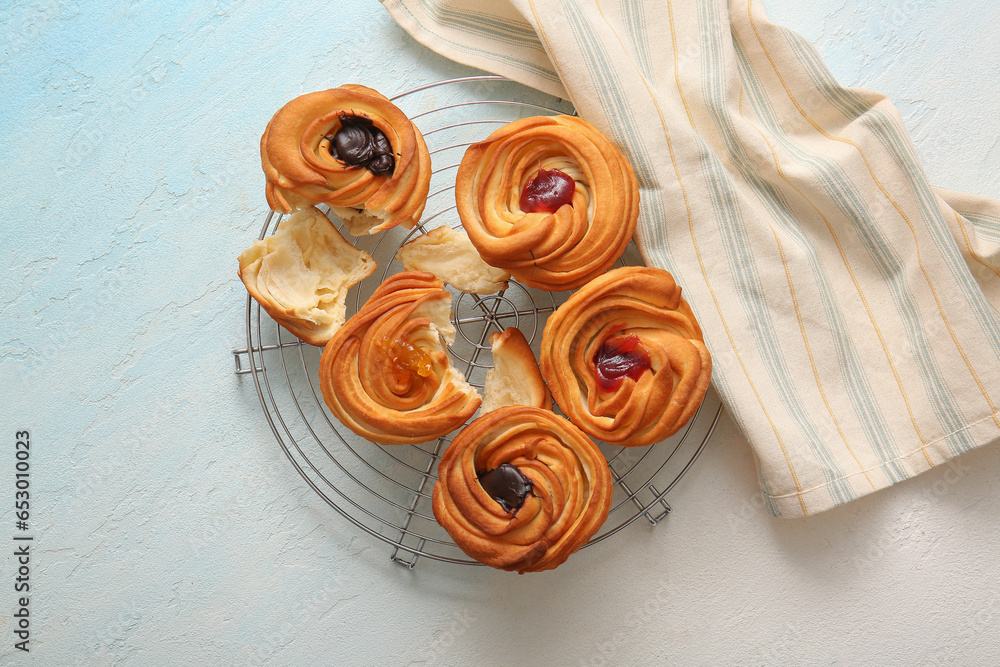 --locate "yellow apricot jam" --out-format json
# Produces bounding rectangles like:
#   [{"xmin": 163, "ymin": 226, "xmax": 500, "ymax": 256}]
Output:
[{"xmin": 377, "ymin": 336, "xmax": 433, "ymax": 380}]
